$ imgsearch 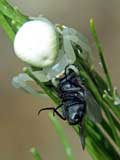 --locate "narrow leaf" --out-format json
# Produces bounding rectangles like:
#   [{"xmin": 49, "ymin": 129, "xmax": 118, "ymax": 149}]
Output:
[
  {"xmin": 0, "ymin": 0, "xmax": 27, "ymax": 28},
  {"xmin": 0, "ymin": 12, "xmax": 15, "ymax": 40},
  {"xmin": 48, "ymin": 112, "xmax": 75, "ymax": 160},
  {"xmin": 30, "ymin": 147, "xmax": 42, "ymax": 160},
  {"xmin": 90, "ymin": 18, "xmax": 114, "ymax": 98}
]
